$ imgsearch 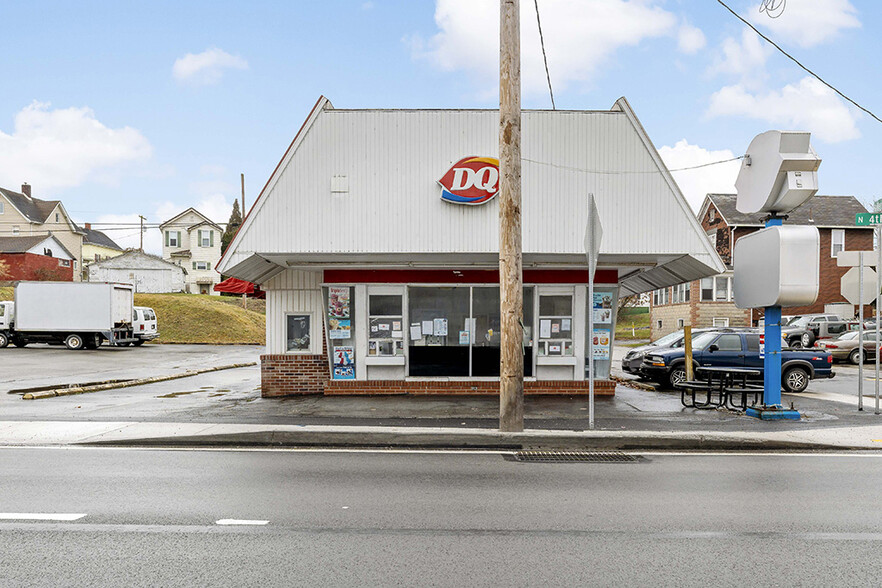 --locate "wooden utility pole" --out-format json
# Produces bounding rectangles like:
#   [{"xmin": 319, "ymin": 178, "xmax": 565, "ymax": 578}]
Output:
[
  {"xmin": 138, "ymin": 215, "xmax": 147, "ymax": 251},
  {"xmin": 499, "ymin": 0, "xmax": 524, "ymax": 432}
]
